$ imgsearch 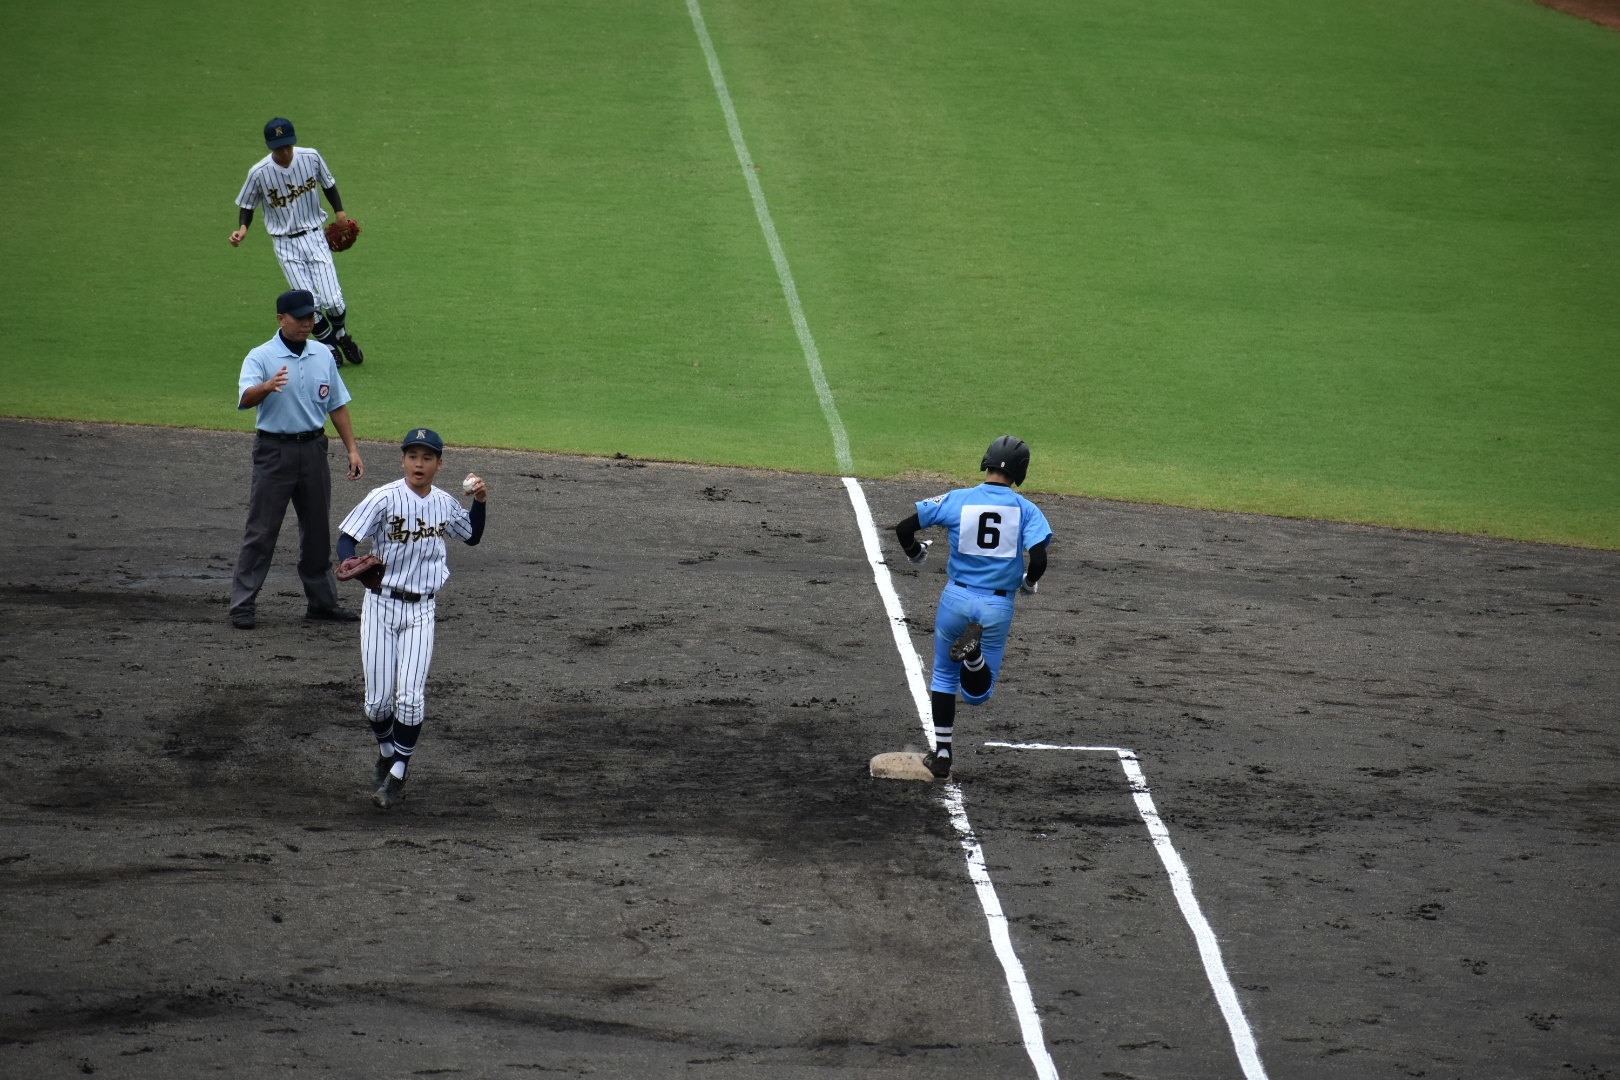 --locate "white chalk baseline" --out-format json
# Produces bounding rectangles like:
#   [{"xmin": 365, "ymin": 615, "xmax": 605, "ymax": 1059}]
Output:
[
  {"xmin": 985, "ymin": 742, "xmax": 1271, "ymax": 1080},
  {"xmin": 687, "ymin": 3, "xmax": 1268, "ymax": 1075}
]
